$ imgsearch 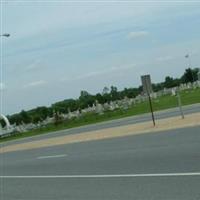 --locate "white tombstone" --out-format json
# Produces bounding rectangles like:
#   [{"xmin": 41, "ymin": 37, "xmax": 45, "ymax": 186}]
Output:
[
  {"xmin": 109, "ymin": 101, "xmax": 115, "ymax": 111},
  {"xmin": 103, "ymin": 103, "xmax": 110, "ymax": 111},
  {"xmin": 95, "ymin": 103, "xmax": 104, "ymax": 114},
  {"xmin": 171, "ymin": 88, "xmax": 176, "ymax": 96}
]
